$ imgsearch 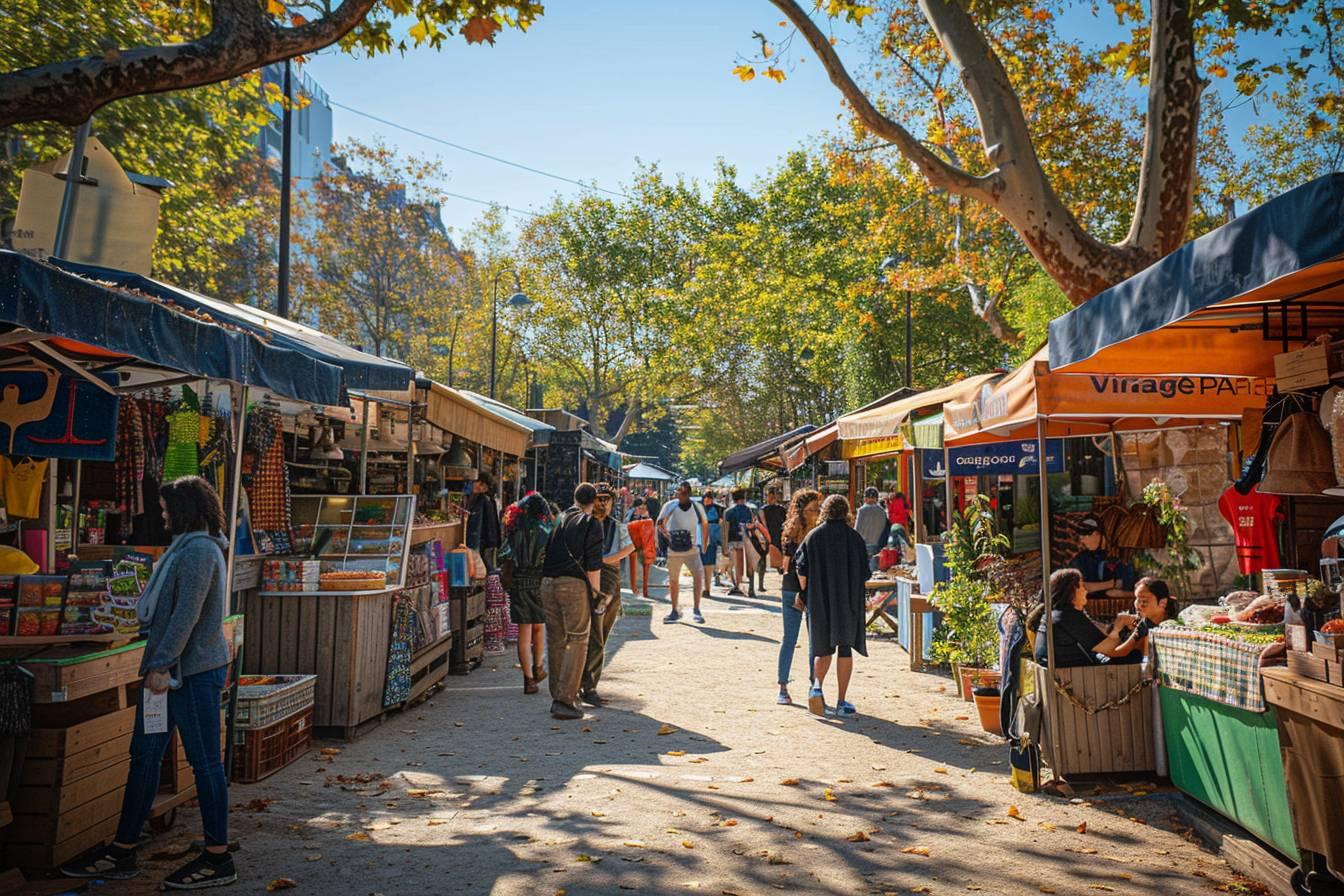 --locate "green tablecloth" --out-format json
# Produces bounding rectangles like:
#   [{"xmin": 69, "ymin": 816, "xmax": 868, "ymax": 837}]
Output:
[{"xmin": 1159, "ymin": 686, "xmax": 1296, "ymax": 859}]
